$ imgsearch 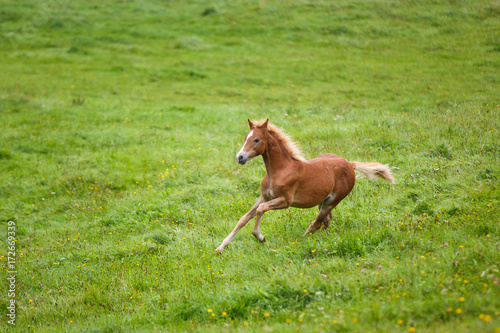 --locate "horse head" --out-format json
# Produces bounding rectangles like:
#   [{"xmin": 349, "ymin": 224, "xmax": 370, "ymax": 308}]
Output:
[{"xmin": 236, "ymin": 119, "xmax": 269, "ymax": 165}]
